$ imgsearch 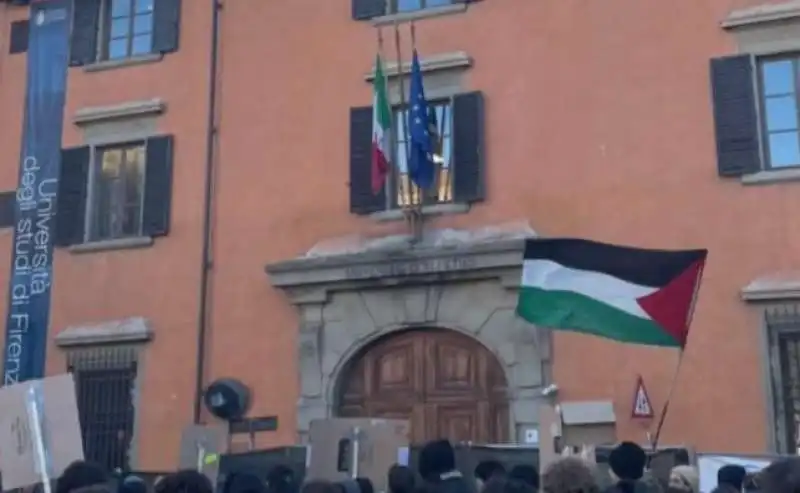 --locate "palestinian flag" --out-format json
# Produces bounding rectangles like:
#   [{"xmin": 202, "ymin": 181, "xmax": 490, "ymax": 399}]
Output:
[
  {"xmin": 371, "ymin": 53, "xmax": 392, "ymax": 194},
  {"xmin": 516, "ymin": 238, "xmax": 707, "ymax": 348}
]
